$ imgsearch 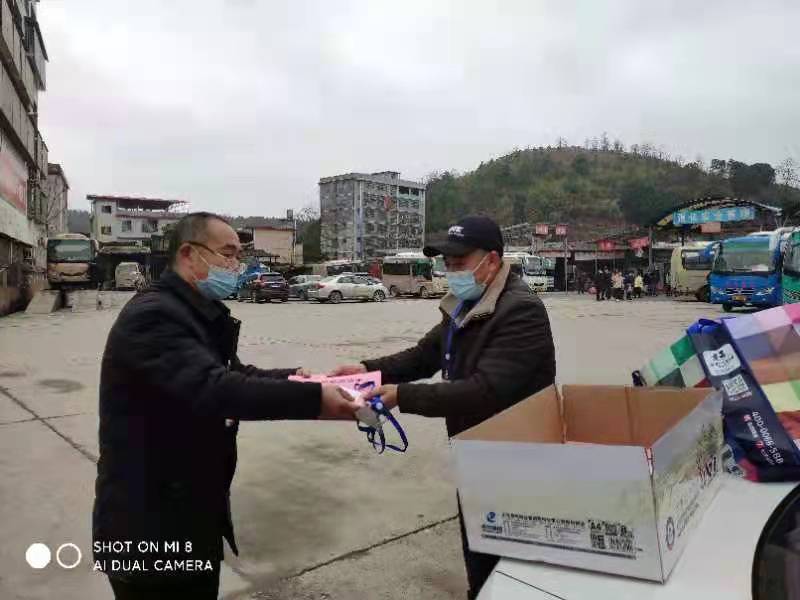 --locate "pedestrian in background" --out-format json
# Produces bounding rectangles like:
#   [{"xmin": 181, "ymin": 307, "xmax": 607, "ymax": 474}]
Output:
[
  {"xmin": 330, "ymin": 216, "xmax": 556, "ymax": 600},
  {"xmin": 643, "ymin": 271, "xmax": 651, "ymax": 296},
  {"xmin": 594, "ymin": 269, "xmax": 605, "ymax": 301},
  {"xmin": 623, "ymin": 271, "xmax": 634, "ymax": 301},
  {"xmin": 603, "ymin": 267, "xmax": 613, "ymax": 300},
  {"xmin": 634, "ymin": 271, "xmax": 644, "ymax": 299},
  {"xmin": 651, "ymin": 269, "xmax": 661, "ymax": 296},
  {"xmin": 612, "ymin": 270, "xmax": 624, "ymax": 301}
]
